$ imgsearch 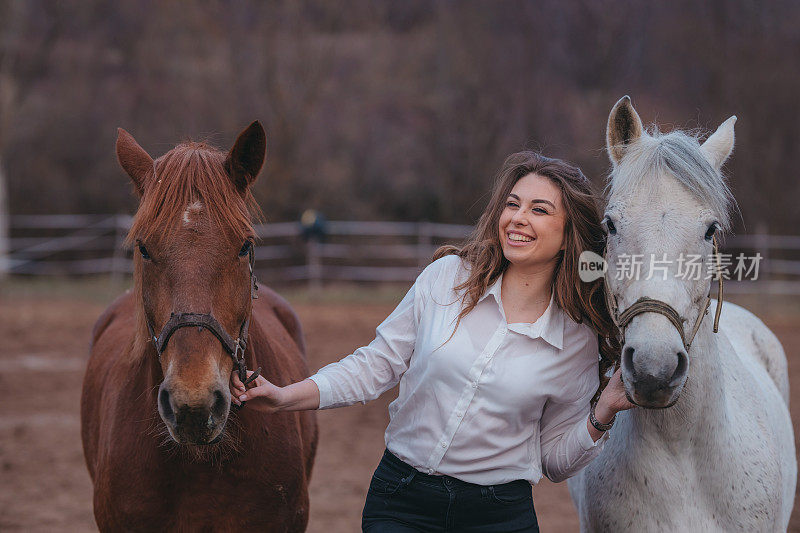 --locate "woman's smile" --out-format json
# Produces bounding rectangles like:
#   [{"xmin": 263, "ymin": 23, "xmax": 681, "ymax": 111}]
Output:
[{"xmin": 505, "ymin": 230, "xmax": 536, "ymax": 245}]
